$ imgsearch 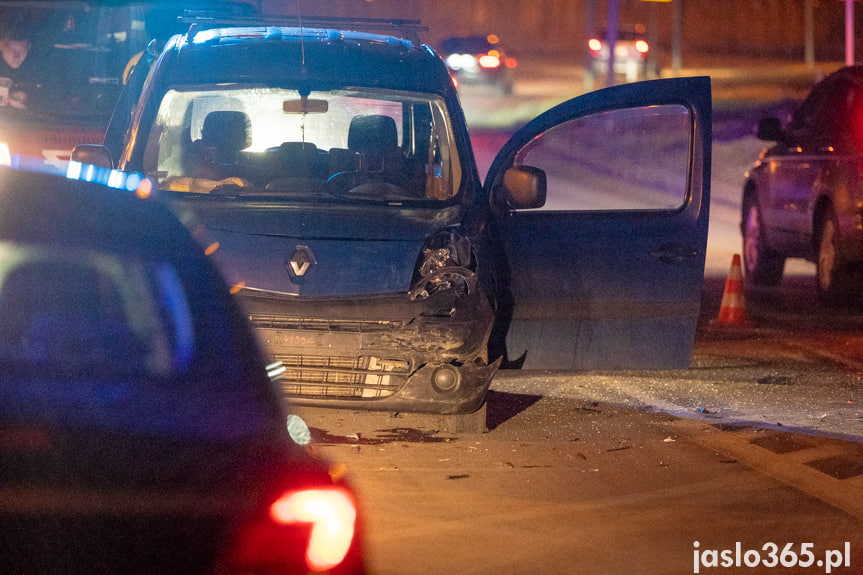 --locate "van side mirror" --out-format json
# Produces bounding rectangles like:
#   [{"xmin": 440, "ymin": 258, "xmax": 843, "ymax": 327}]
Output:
[
  {"xmin": 71, "ymin": 145, "xmax": 114, "ymax": 170},
  {"xmin": 494, "ymin": 165, "xmax": 546, "ymax": 210},
  {"xmin": 756, "ymin": 117, "xmax": 784, "ymax": 142}
]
